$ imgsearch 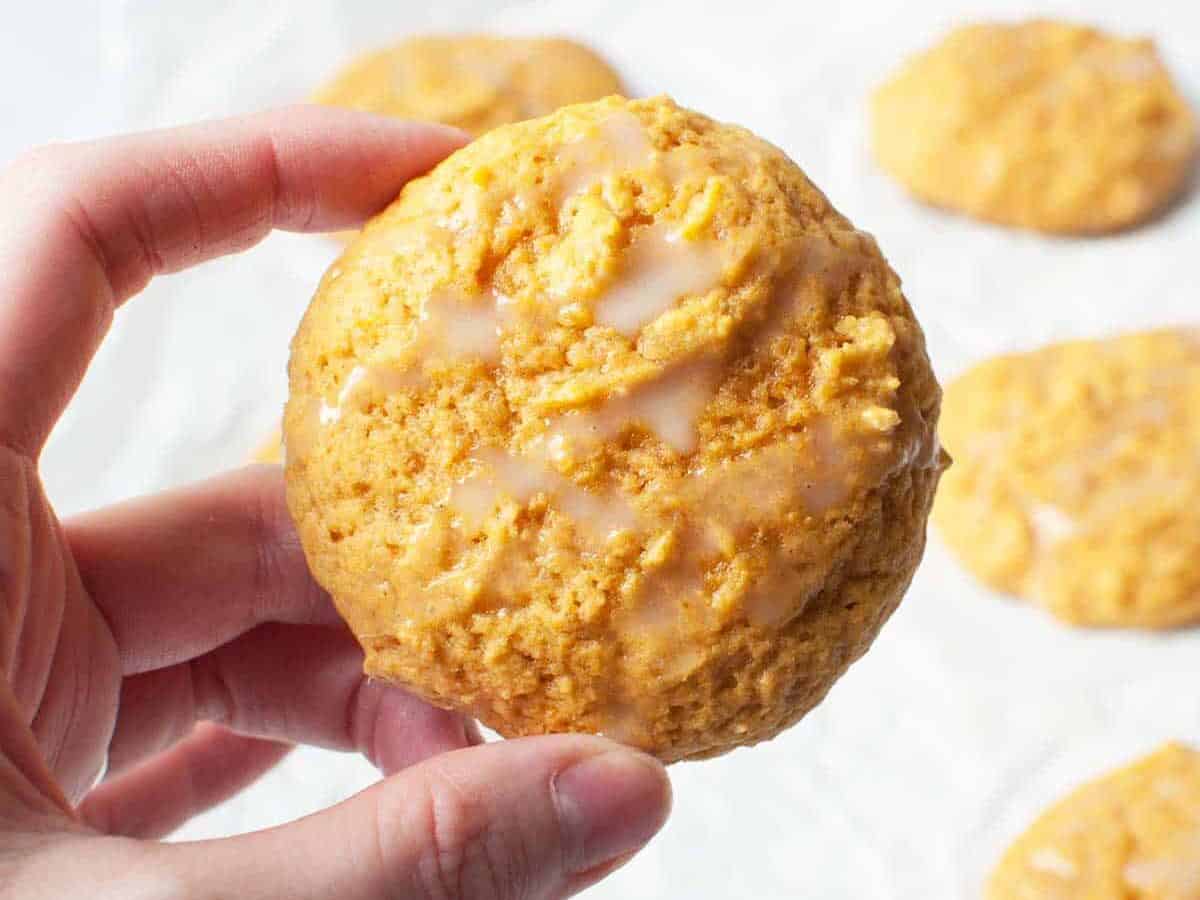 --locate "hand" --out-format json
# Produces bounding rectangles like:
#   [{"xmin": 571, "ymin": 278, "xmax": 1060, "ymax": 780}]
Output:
[{"xmin": 0, "ymin": 107, "xmax": 671, "ymax": 899}]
